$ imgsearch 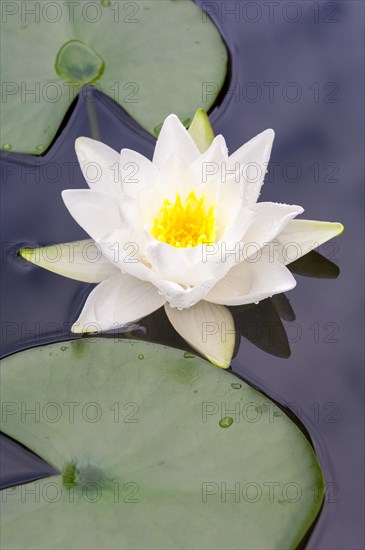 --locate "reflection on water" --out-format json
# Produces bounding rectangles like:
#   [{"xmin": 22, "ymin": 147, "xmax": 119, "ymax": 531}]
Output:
[
  {"xmin": 105, "ymin": 250, "xmax": 340, "ymax": 363},
  {"xmin": 290, "ymin": 250, "xmax": 340, "ymax": 279}
]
